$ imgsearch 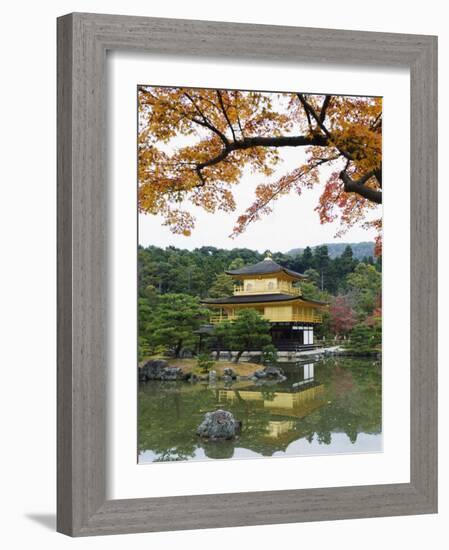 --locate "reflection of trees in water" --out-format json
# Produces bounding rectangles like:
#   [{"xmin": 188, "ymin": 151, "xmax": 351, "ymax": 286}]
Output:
[
  {"xmin": 138, "ymin": 383, "xmax": 216, "ymax": 461},
  {"xmin": 260, "ymin": 389, "xmax": 277, "ymax": 402},
  {"xmin": 298, "ymin": 359, "xmax": 382, "ymax": 445},
  {"xmin": 138, "ymin": 358, "xmax": 382, "ymax": 461}
]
